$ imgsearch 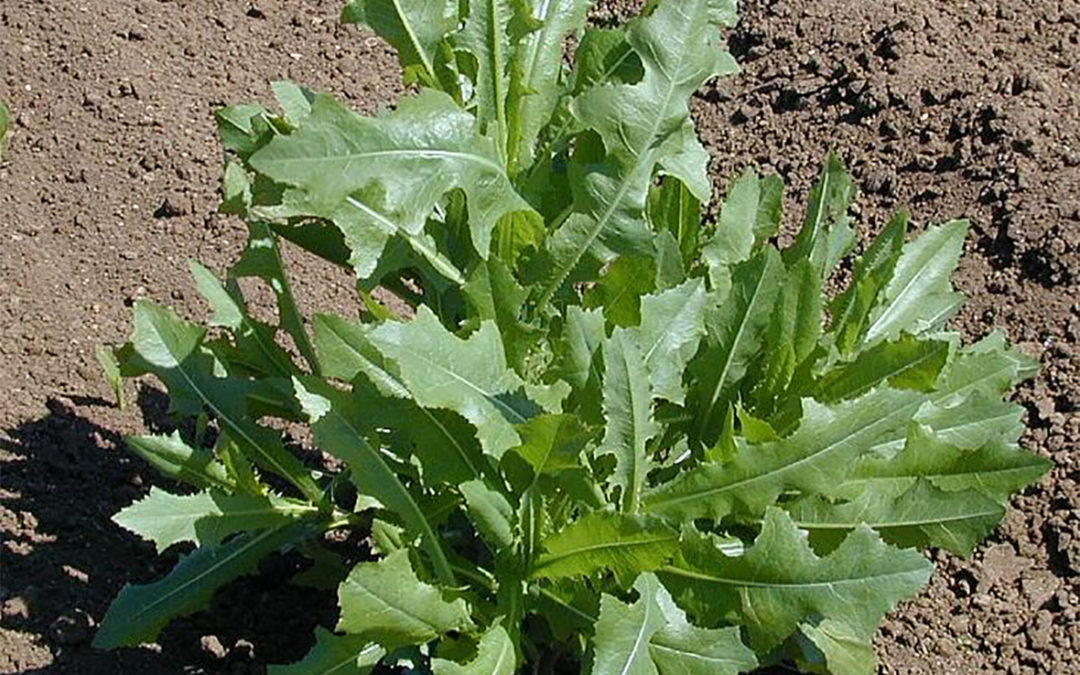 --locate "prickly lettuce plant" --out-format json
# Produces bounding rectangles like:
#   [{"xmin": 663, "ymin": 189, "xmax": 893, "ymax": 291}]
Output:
[{"xmin": 95, "ymin": 1, "xmax": 1049, "ymax": 673}]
